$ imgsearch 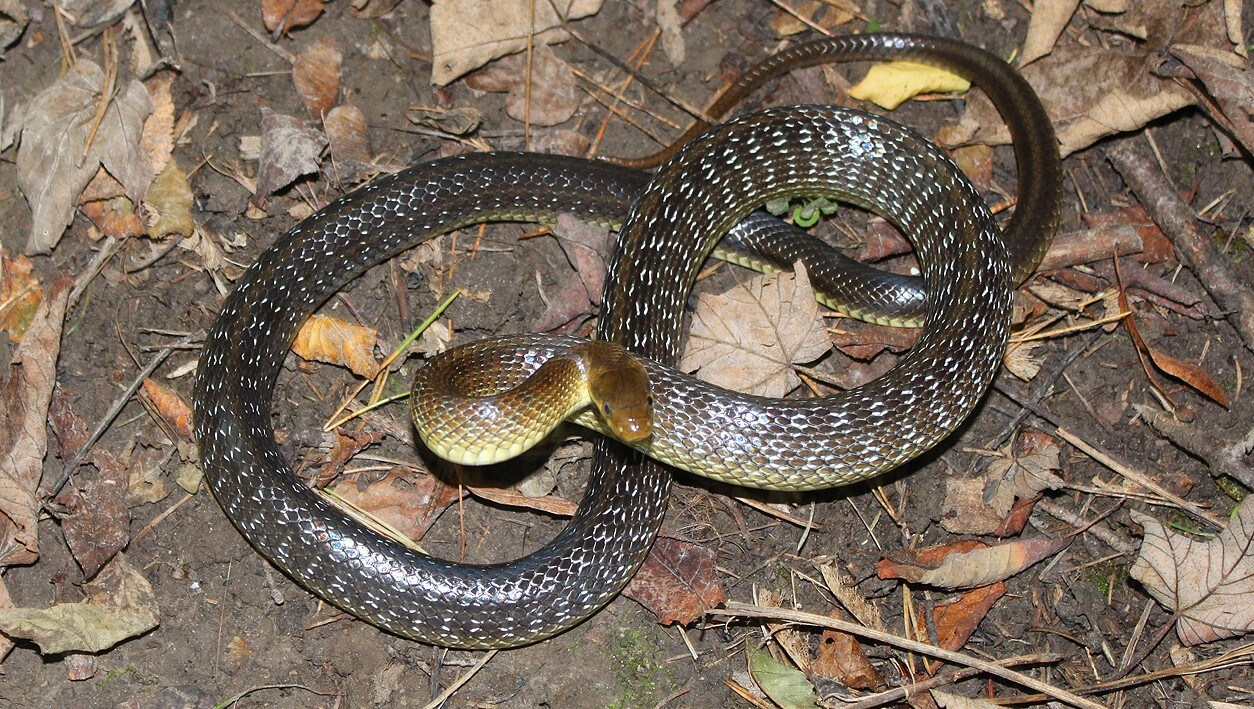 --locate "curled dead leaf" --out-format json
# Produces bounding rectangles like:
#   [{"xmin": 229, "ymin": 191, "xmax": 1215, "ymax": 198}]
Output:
[
  {"xmin": 291, "ymin": 313, "xmax": 380, "ymax": 378},
  {"xmin": 293, "ymin": 37, "xmax": 342, "ymax": 118},
  {"xmin": 262, "ymin": 0, "xmax": 325, "ymax": 36},
  {"xmin": 878, "ymin": 536, "xmax": 1070, "ymax": 589}
]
